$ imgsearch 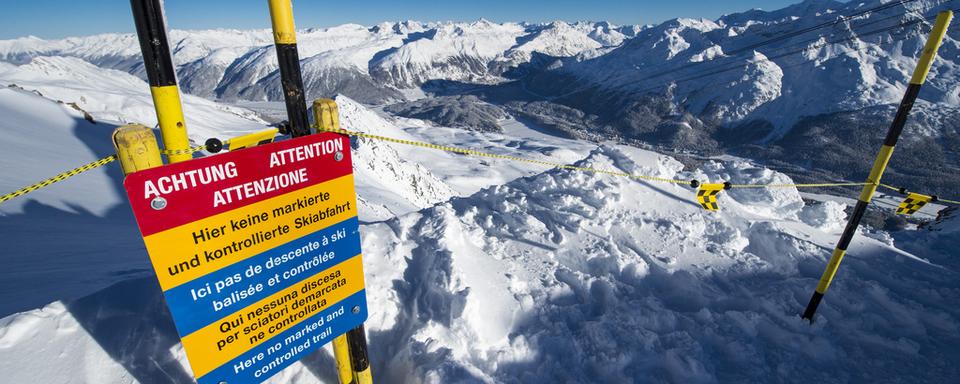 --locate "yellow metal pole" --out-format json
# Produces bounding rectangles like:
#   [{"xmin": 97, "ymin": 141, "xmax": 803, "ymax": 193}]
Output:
[
  {"xmin": 113, "ymin": 124, "xmax": 163, "ymax": 175},
  {"xmin": 130, "ymin": 0, "xmax": 192, "ymax": 163},
  {"xmin": 333, "ymin": 335, "xmax": 356, "ymax": 384},
  {"xmin": 347, "ymin": 325, "xmax": 373, "ymax": 384},
  {"xmin": 224, "ymin": 128, "xmax": 279, "ymax": 151},
  {"xmin": 267, "ymin": 0, "xmax": 312, "ymax": 137},
  {"xmin": 313, "ymin": 98, "xmax": 368, "ymax": 384},
  {"xmin": 801, "ymin": 10, "xmax": 953, "ymax": 323}
]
